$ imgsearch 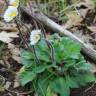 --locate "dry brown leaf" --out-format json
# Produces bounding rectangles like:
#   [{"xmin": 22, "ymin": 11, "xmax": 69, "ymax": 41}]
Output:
[
  {"xmin": 0, "ymin": 22, "xmax": 18, "ymax": 32},
  {"xmin": 0, "ymin": 31, "xmax": 18, "ymax": 43},
  {"xmin": 12, "ymin": 56, "xmax": 21, "ymax": 64},
  {"xmin": 78, "ymin": 8, "xmax": 89, "ymax": 18},
  {"xmin": 87, "ymin": 26, "xmax": 96, "ymax": 32},
  {"xmin": 8, "ymin": 43, "xmax": 21, "ymax": 63},
  {"xmin": 4, "ymin": 81, "xmax": 11, "ymax": 90},
  {"xmin": 76, "ymin": 0, "xmax": 94, "ymax": 9},
  {"xmin": 0, "ymin": 27, "xmax": 18, "ymax": 32},
  {"xmin": 13, "ymin": 80, "xmax": 20, "ymax": 88},
  {"xmin": 64, "ymin": 11, "xmax": 83, "ymax": 29},
  {"xmin": 91, "ymin": 64, "xmax": 96, "ymax": 73},
  {"xmin": 84, "ymin": 0, "xmax": 95, "ymax": 9},
  {"xmin": 73, "ymin": 30, "xmax": 94, "ymax": 48}
]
